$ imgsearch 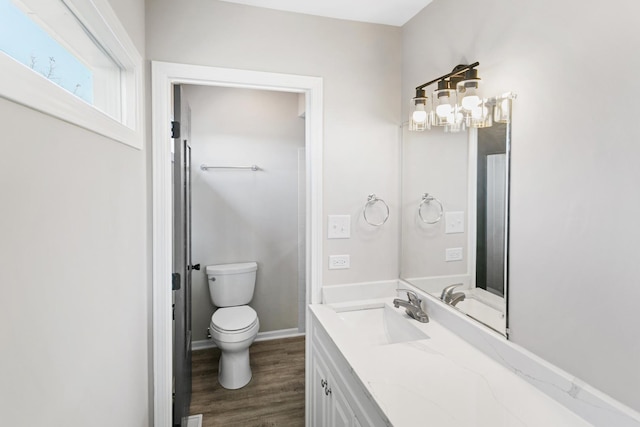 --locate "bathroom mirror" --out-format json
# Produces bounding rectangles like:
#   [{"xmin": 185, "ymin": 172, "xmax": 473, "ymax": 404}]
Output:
[{"xmin": 400, "ymin": 97, "xmax": 512, "ymax": 336}]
